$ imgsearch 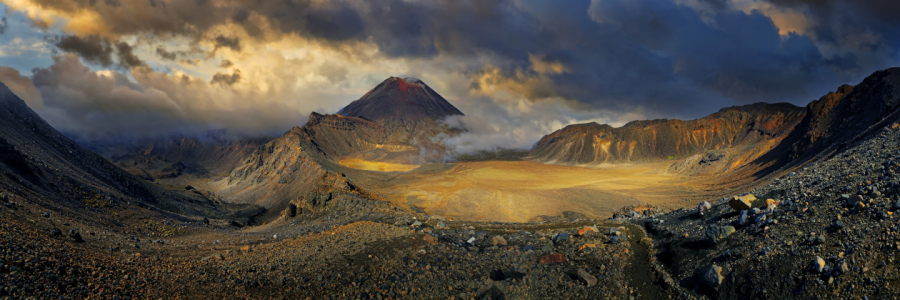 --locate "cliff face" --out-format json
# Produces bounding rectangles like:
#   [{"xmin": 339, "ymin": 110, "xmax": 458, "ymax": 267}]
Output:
[{"xmin": 530, "ymin": 103, "xmax": 807, "ymax": 165}]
